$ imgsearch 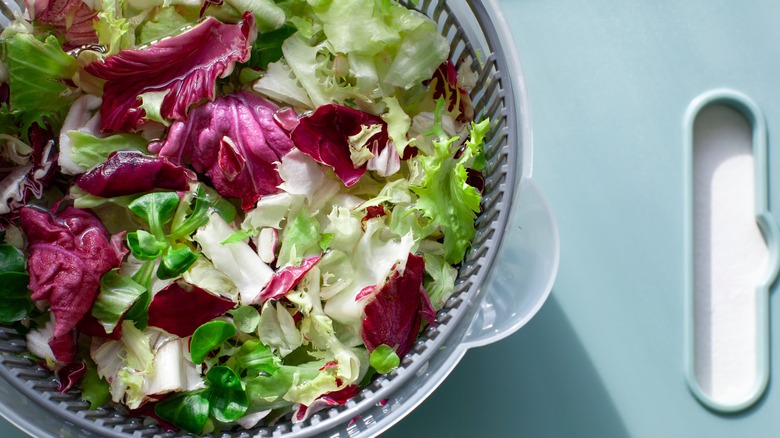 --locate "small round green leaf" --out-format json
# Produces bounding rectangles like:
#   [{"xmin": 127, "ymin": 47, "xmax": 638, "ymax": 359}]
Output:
[
  {"xmin": 190, "ymin": 320, "xmax": 236, "ymax": 364},
  {"xmin": 154, "ymin": 390, "xmax": 210, "ymax": 434},
  {"xmin": 206, "ymin": 366, "xmax": 248, "ymax": 422},
  {"xmin": 229, "ymin": 306, "xmax": 260, "ymax": 333},
  {"xmin": 0, "ymin": 272, "xmax": 33, "ymax": 323},
  {"xmin": 0, "ymin": 244, "xmax": 25, "ymax": 273},
  {"xmin": 156, "ymin": 244, "xmax": 199, "ymax": 280},
  {"xmin": 126, "ymin": 230, "xmax": 168, "ymax": 261},
  {"xmin": 369, "ymin": 344, "xmax": 400, "ymax": 374}
]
